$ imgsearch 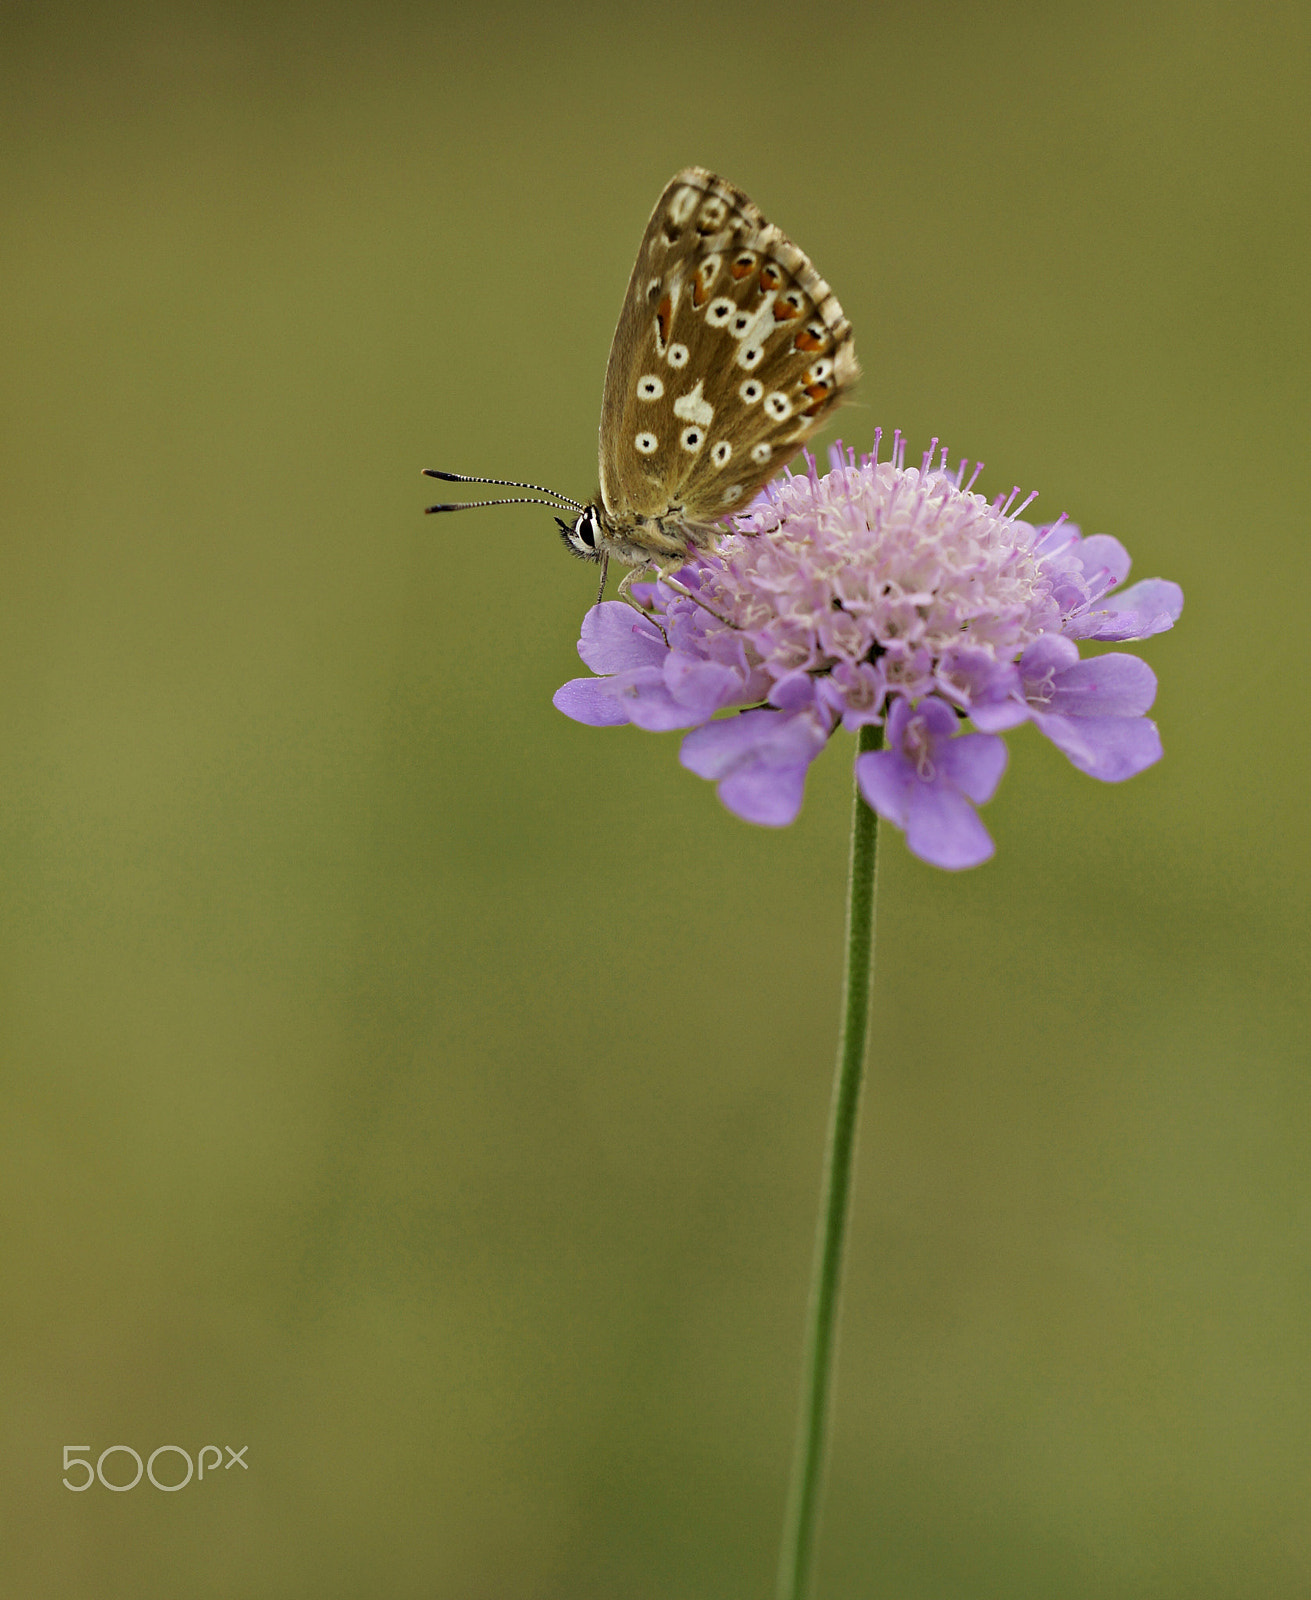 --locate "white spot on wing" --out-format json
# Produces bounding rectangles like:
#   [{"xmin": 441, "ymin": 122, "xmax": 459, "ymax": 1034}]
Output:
[
  {"xmin": 637, "ymin": 375, "xmax": 664, "ymax": 401},
  {"xmin": 765, "ymin": 392, "xmax": 792, "ymax": 420},
  {"xmin": 672, "ymin": 380, "xmax": 714, "ymax": 428},
  {"xmin": 666, "ymin": 343, "xmax": 689, "ymax": 368},
  {"xmin": 751, "ymin": 442, "xmax": 772, "ymax": 463},
  {"xmin": 668, "ymin": 186, "xmax": 698, "ymax": 225},
  {"xmin": 721, "ymin": 484, "xmax": 744, "ymax": 504},
  {"xmin": 739, "ymin": 380, "xmax": 763, "ymax": 404},
  {"xmin": 635, "ymin": 432, "xmax": 659, "ymax": 455},
  {"xmin": 711, "ymin": 441, "xmax": 732, "ymax": 467},
  {"xmin": 680, "ymin": 427, "xmax": 705, "ymax": 454}
]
